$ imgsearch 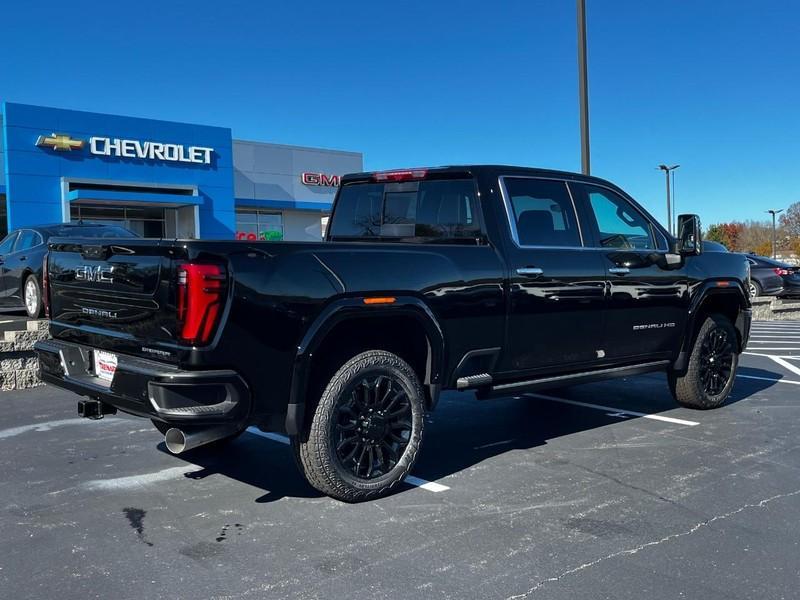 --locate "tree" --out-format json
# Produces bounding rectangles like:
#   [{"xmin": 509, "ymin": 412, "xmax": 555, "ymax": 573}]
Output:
[
  {"xmin": 705, "ymin": 223, "xmax": 744, "ymax": 252},
  {"xmin": 780, "ymin": 202, "xmax": 800, "ymax": 238},
  {"xmin": 753, "ymin": 241, "xmax": 773, "ymax": 257}
]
